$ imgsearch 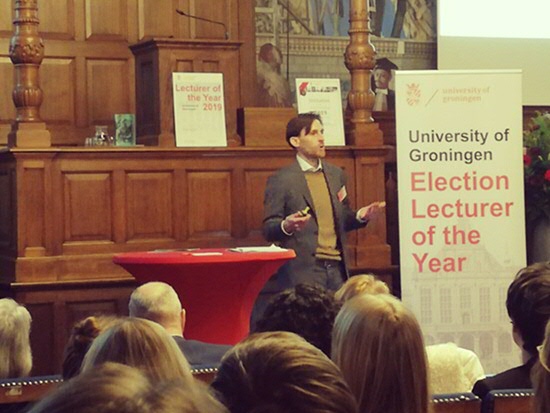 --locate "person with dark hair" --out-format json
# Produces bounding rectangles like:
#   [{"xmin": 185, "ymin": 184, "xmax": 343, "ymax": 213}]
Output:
[
  {"xmin": 532, "ymin": 320, "xmax": 550, "ymax": 413},
  {"xmin": 252, "ymin": 113, "xmax": 384, "ymax": 325},
  {"xmin": 62, "ymin": 315, "xmax": 120, "ymax": 379},
  {"xmin": 211, "ymin": 331, "xmax": 358, "ymax": 413},
  {"xmin": 253, "ymin": 283, "xmax": 340, "ymax": 355},
  {"xmin": 473, "ymin": 261, "xmax": 550, "ymax": 398}
]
